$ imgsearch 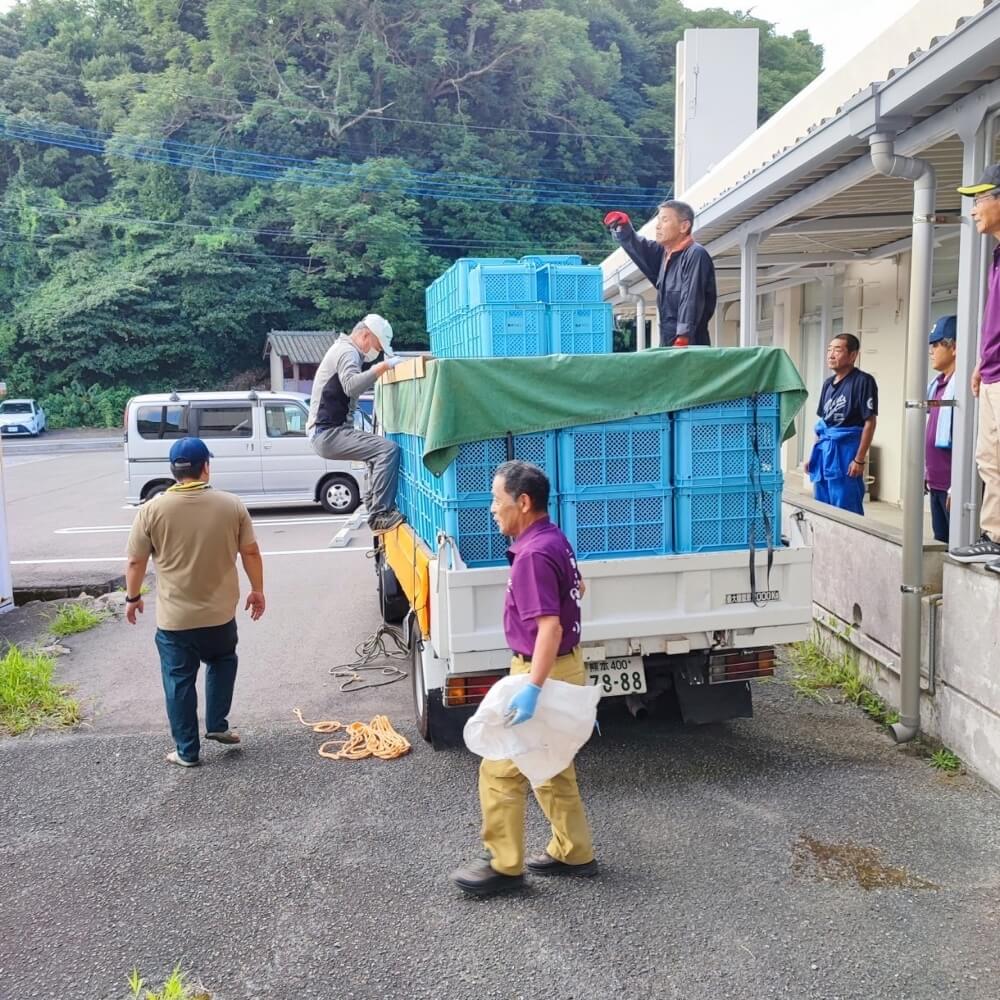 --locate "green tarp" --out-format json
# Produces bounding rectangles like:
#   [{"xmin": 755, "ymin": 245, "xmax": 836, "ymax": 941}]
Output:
[{"xmin": 377, "ymin": 347, "xmax": 807, "ymax": 475}]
